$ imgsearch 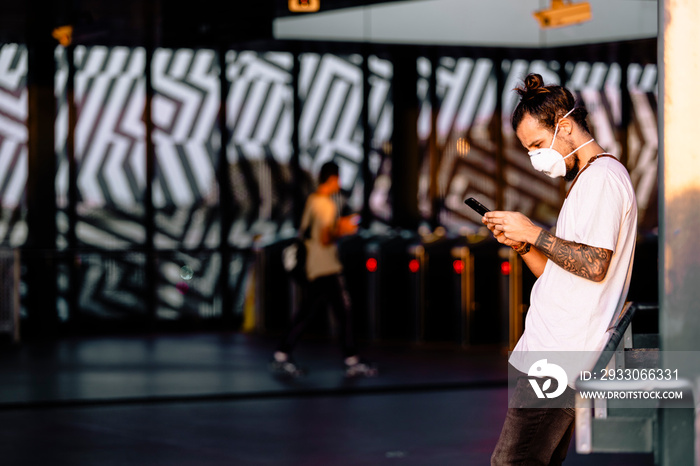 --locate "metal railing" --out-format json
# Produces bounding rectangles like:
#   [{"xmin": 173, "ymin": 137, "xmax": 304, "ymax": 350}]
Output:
[{"xmin": 574, "ymin": 302, "xmax": 695, "ymax": 462}]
